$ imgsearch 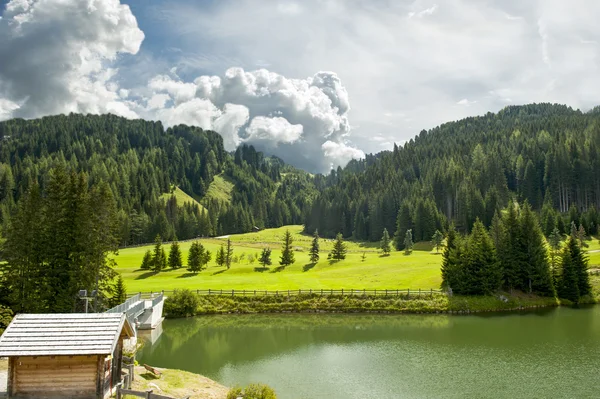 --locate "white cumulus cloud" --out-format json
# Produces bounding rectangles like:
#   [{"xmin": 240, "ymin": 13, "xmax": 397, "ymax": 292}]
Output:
[{"xmin": 0, "ymin": 0, "xmax": 144, "ymax": 119}]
